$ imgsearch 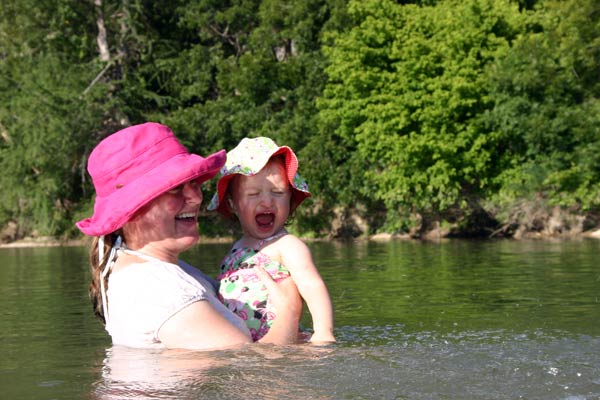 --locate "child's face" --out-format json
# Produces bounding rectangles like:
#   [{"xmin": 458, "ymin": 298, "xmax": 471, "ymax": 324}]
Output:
[{"xmin": 230, "ymin": 159, "xmax": 292, "ymax": 240}]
